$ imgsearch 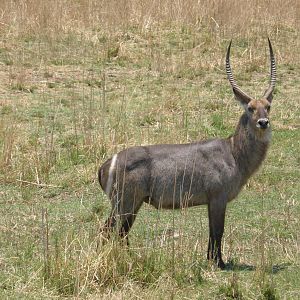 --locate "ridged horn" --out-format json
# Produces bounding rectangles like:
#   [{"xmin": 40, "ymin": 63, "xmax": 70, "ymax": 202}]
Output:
[
  {"xmin": 263, "ymin": 38, "xmax": 276, "ymax": 102},
  {"xmin": 226, "ymin": 40, "xmax": 252, "ymax": 104}
]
